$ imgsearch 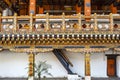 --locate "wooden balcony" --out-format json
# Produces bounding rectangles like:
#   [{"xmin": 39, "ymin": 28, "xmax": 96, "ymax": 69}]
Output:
[
  {"xmin": 0, "ymin": 13, "xmax": 120, "ymax": 50},
  {"xmin": 0, "ymin": 13, "xmax": 120, "ymax": 34}
]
